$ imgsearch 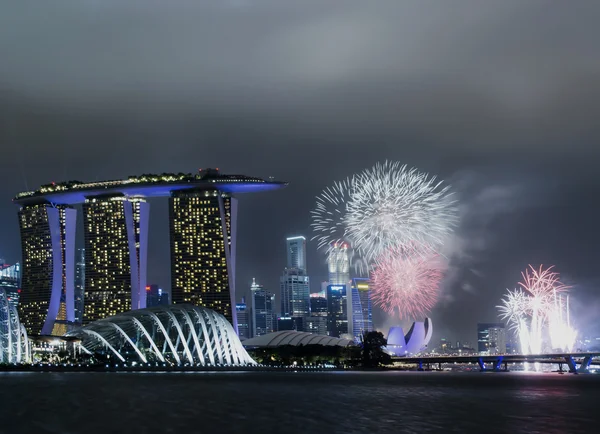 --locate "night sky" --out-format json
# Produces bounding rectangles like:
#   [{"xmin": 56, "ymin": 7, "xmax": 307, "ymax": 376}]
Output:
[{"xmin": 1, "ymin": 1, "xmax": 599, "ymax": 344}]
